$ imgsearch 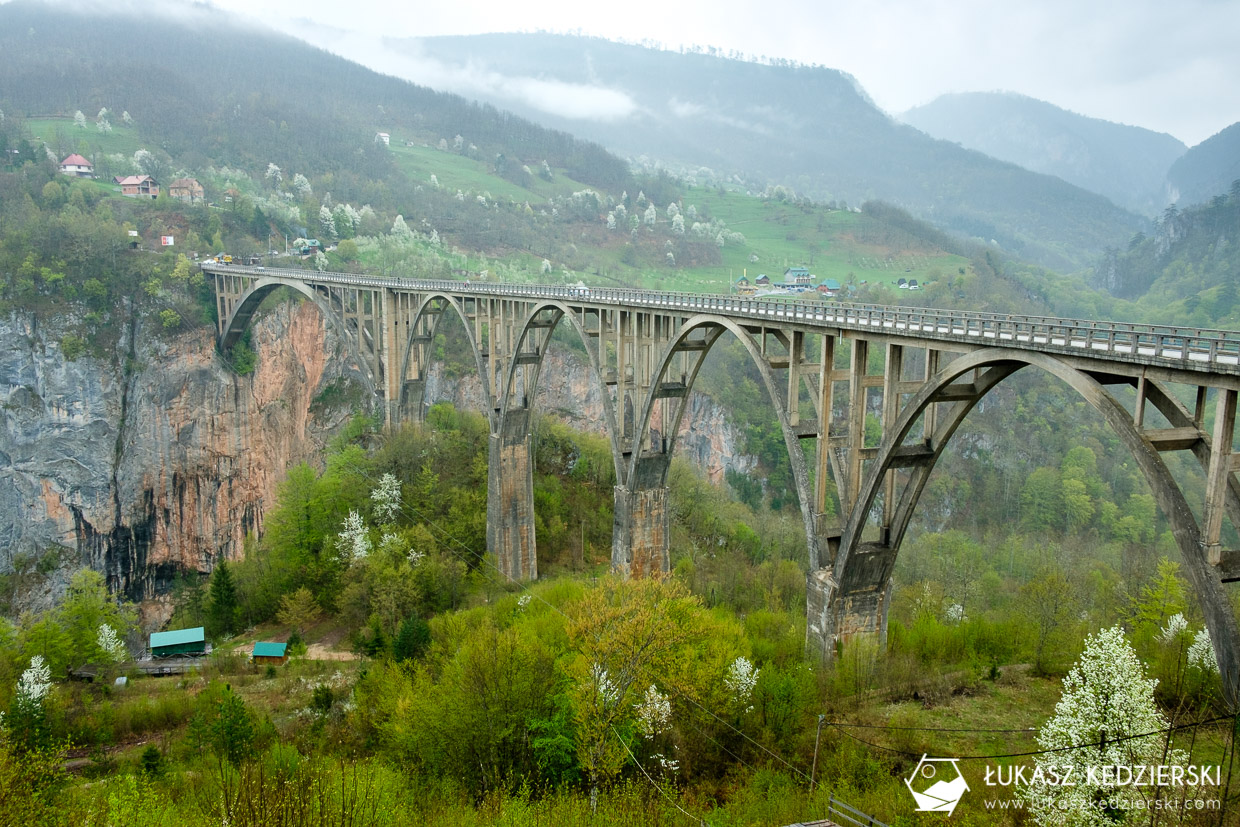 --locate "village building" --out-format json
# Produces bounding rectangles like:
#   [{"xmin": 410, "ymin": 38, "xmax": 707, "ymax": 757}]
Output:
[
  {"xmin": 149, "ymin": 626, "xmax": 206, "ymax": 658},
  {"xmin": 168, "ymin": 177, "xmax": 204, "ymax": 204},
  {"xmin": 251, "ymin": 641, "xmax": 288, "ymax": 666},
  {"xmin": 118, "ymin": 174, "xmax": 159, "ymax": 199},
  {"xmin": 59, "ymin": 153, "xmax": 94, "ymax": 177}
]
